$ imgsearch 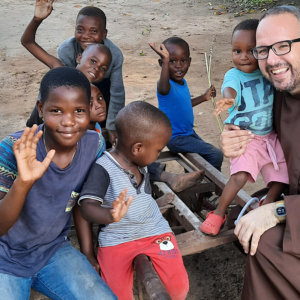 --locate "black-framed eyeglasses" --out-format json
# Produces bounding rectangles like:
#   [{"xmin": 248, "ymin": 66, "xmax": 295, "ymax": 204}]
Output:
[{"xmin": 252, "ymin": 38, "xmax": 300, "ymax": 60}]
